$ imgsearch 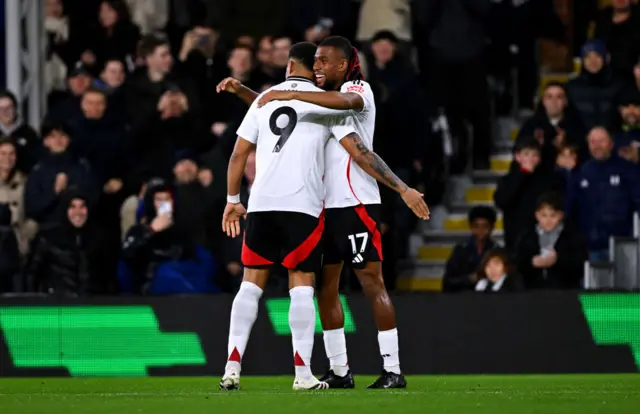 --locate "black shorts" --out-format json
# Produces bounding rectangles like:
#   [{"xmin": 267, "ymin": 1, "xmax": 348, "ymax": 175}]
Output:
[
  {"xmin": 323, "ymin": 204, "xmax": 383, "ymax": 269},
  {"xmin": 242, "ymin": 211, "xmax": 324, "ymax": 273}
]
